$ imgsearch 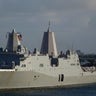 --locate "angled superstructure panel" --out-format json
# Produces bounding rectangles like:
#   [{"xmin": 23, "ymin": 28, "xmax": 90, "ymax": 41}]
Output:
[
  {"xmin": 40, "ymin": 32, "xmax": 49, "ymax": 54},
  {"xmin": 6, "ymin": 33, "xmax": 13, "ymax": 52},
  {"xmin": 13, "ymin": 32, "xmax": 18, "ymax": 52},
  {"xmin": 40, "ymin": 31, "xmax": 58, "ymax": 57},
  {"xmin": 48, "ymin": 32, "xmax": 58, "ymax": 56}
]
